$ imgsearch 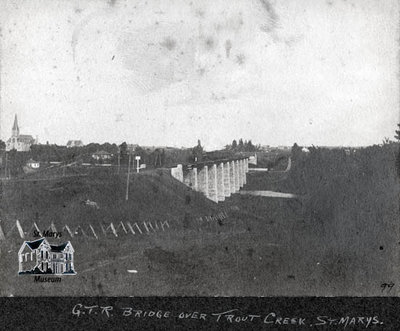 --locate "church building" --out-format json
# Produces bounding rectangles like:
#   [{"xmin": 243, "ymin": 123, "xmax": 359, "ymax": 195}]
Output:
[{"xmin": 6, "ymin": 114, "xmax": 36, "ymax": 151}]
